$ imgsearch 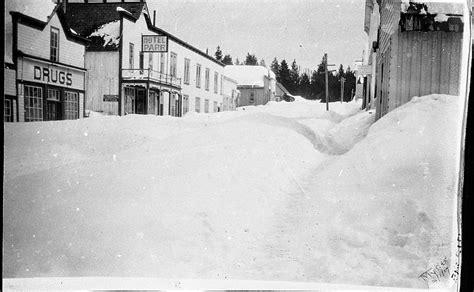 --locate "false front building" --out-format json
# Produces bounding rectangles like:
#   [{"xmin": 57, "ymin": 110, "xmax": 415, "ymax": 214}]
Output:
[
  {"xmin": 224, "ymin": 65, "xmax": 276, "ymax": 107},
  {"xmin": 63, "ymin": 0, "xmax": 228, "ymax": 117},
  {"xmin": 5, "ymin": 5, "xmax": 88, "ymax": 122}
]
